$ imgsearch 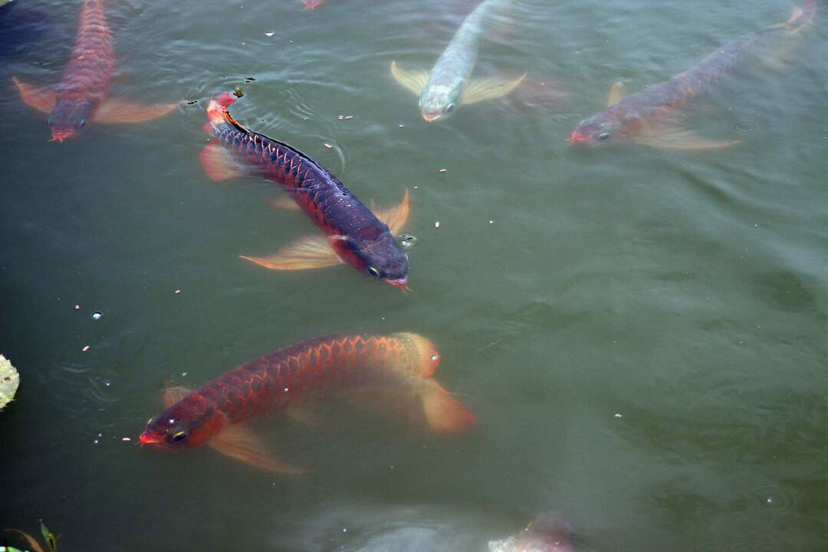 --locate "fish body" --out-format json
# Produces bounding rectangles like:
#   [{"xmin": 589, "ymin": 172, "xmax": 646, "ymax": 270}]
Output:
[
  {"xmin": 511, "ymin": 513, "xmax": 572, "ymax": 552},
  {"xmin": 139, "ymin": 333, "xmax": 475, "ymax": 472},
  {"xmin": 12, "ymin": 0, "xmax": 179, "ymax": 141},
  {"xmin": 569, "ymin": 0, "xmax": 816, "ymax": 148},
  {"xmin": 202, "ymin": 93, "xmax": 410, "ymax": 290},
  {"xmin": 391, "ymin": 0, "xmax": 524, "ymax": 122}
]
